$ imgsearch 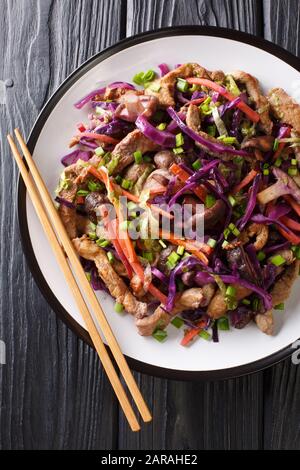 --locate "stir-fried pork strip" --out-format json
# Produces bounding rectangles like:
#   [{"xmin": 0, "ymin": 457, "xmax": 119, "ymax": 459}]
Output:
[{"xmin": 268, "ymin": 88, "xmax": 300, "ymax": 134}]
